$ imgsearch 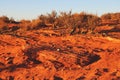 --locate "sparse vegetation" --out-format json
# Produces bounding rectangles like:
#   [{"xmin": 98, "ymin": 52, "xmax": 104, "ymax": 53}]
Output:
[{"xmin": 0, "ymin": 11, "xmax": 120, "ymax": 36}]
